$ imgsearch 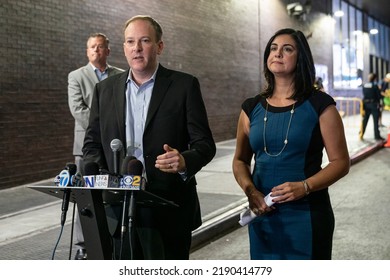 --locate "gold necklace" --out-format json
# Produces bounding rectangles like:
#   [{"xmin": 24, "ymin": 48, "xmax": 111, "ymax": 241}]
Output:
[{"xmin": 263, "ymin": 101, "xmax": 295, "ymax": 157}]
